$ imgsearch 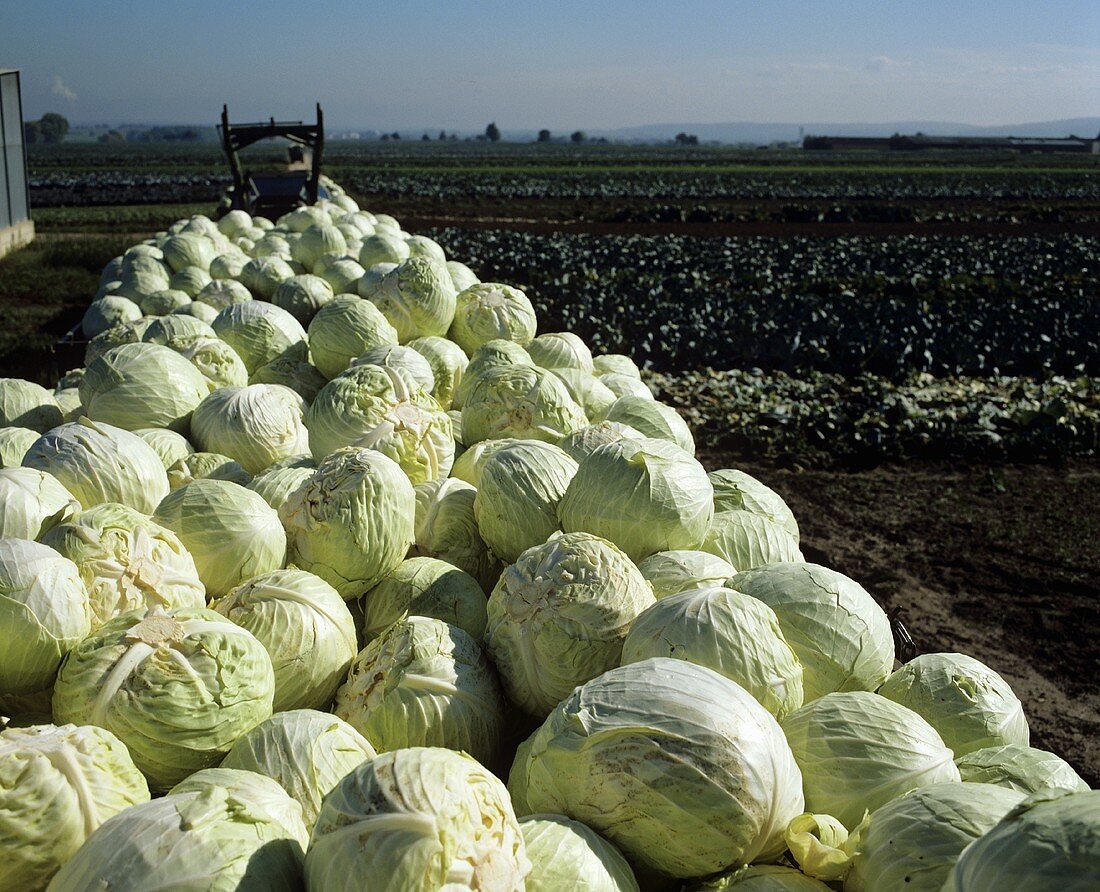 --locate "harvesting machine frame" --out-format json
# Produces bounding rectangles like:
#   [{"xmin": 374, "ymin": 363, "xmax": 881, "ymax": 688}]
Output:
[{"xmin": 217, "ymin": 103, "xmax": 327, "ymax": 219}]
